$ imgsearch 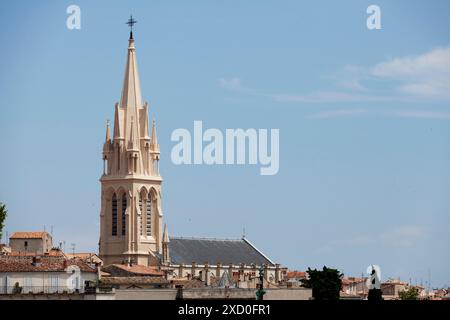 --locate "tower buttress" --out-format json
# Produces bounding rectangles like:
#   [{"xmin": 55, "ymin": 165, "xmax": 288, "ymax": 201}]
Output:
[{"xmin": 162, "ymin": 224, "xmax": 170, "ymax": 264}]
